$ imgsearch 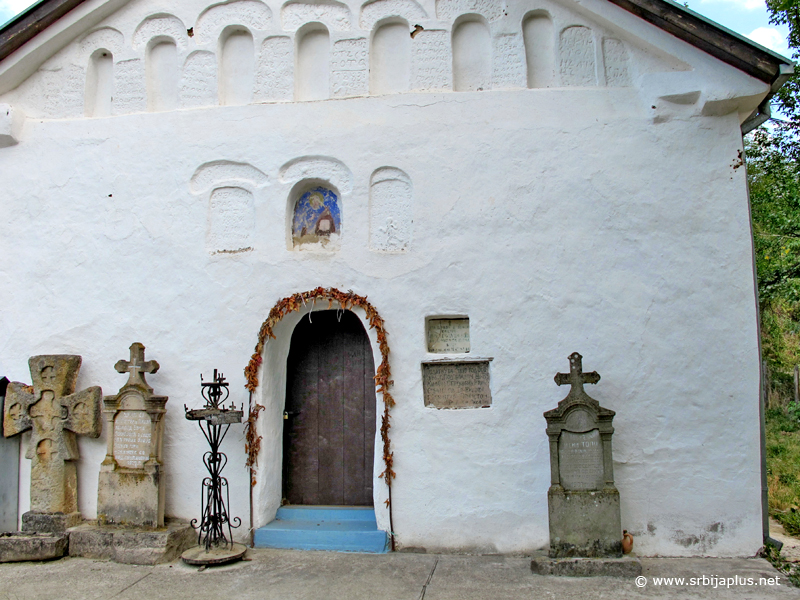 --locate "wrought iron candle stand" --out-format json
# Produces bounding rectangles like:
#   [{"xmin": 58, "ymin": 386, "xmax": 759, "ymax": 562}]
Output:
[{"xmin": 180, "ymin": 369, "xmax": 246, "ymax": 566}]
